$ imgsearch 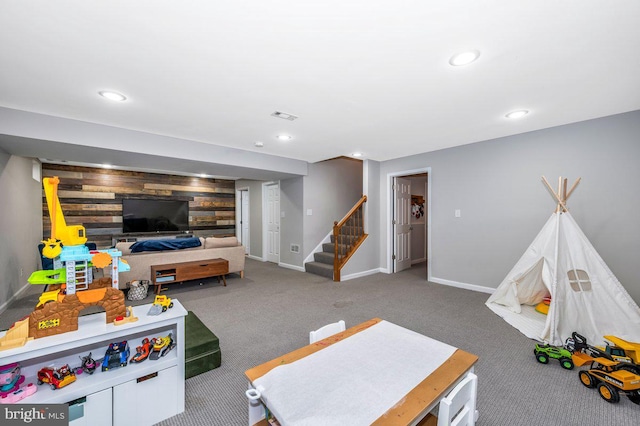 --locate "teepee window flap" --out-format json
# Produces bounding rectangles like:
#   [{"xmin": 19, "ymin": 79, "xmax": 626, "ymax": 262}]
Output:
[{"xmin": 568, "ymin": 269, "xmax": 592, "ymax": 292}]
